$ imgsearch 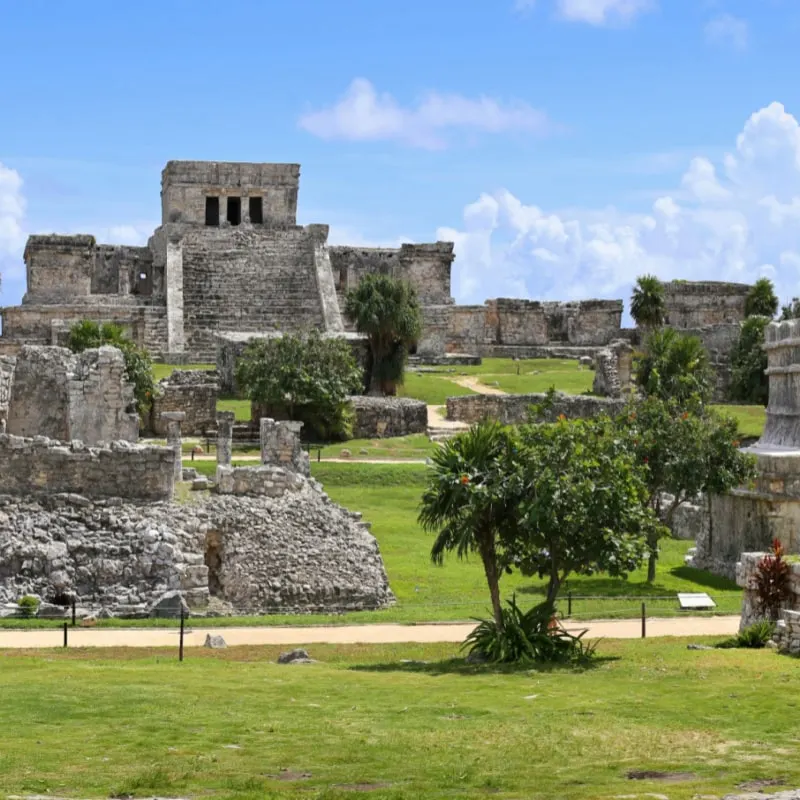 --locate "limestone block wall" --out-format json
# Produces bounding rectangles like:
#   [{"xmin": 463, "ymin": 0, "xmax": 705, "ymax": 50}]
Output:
[
  {"xmin": 0, "ymin": 355, "xmax": 15, "ymax": 430},
  {"xmin": 22, "ymin": 235, "xmax": 154, "ymax": 305},
  {"xmin": 177, "ymin": 225, "xmax": 329, "ymax": 361},
  {"xmin": 259, "ymin": 418, "xmax": 310, "ymax": 476},
  {"xmin": 446, "ymin": 392, "xmax": 624, "ymax": 425},
  {"xmin": 215, "ymin": 465, "xmax": 303, "ymax": 497},
  {"xmin": 693, "ymin": 450, "xmax": 800, "ymax": 579},
  {"xmin": 760, "ymin": 319, "xmax": 800, "ymax": 447},
  {"xmin": 330, "ymin": 242, "xmax": 455, "ymax": 317},
  {"xmin": 0, "ymin": 483, "xmax": 395, "ymax": 614},
  {"xmin": 445, "ymin": 299, "xmax": 623, "ymax": 354},
  {"xmin": 6, "ymin": 346, "xmax": 138, "ymax": 445},
  {"xmin": 592, "ymin": 340, "xmax": 634, "ymax": 398},
  {"xmin": 151, "ymin": 369, "xmax": 219, "ymax": 437},
  {"xmin": 0, "ymin": 435, "xmax": 175, "ymax": 501},
  {"xmin": 663, "ymin": 281, "xmax": 750, "ymax": 328},
  {"xmin": 160, "ymin": 161, "xmax": 300, "ymax": 226},
  {"xmin": 349, "ymin": 396, "xmax": 428, "ymax": 438}
]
